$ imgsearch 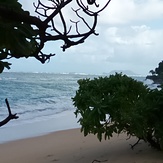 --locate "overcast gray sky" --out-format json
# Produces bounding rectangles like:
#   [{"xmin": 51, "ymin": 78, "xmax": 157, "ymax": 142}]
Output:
[{"xmin": 8, "ymin": 0, "xmax": 163, "ymax": 75}]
